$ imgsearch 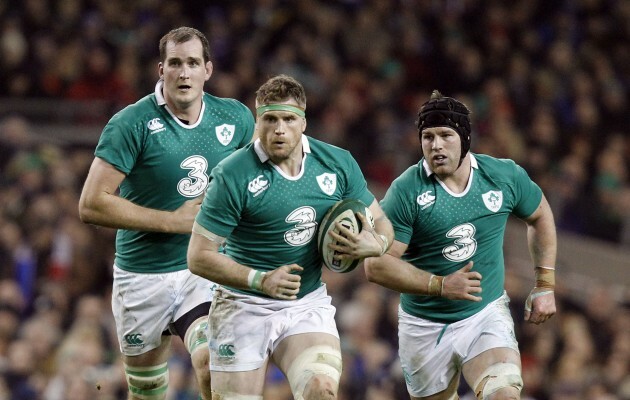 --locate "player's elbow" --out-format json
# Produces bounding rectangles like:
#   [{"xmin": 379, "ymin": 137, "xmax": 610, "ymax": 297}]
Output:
[
  {"xmin": 187, "ymin": 251, "xmax": 202, "ymax": 277},
  {"xmin": 187, "ymin": 243, "xmax": 206, "ymax": 278},
  {"xmin": 188, "ymin": 262, "xmax": 203, "ymax": 278},
  {"xmin": 77, "ymin": 195, "xmax": 98, "ymax": 225}
]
